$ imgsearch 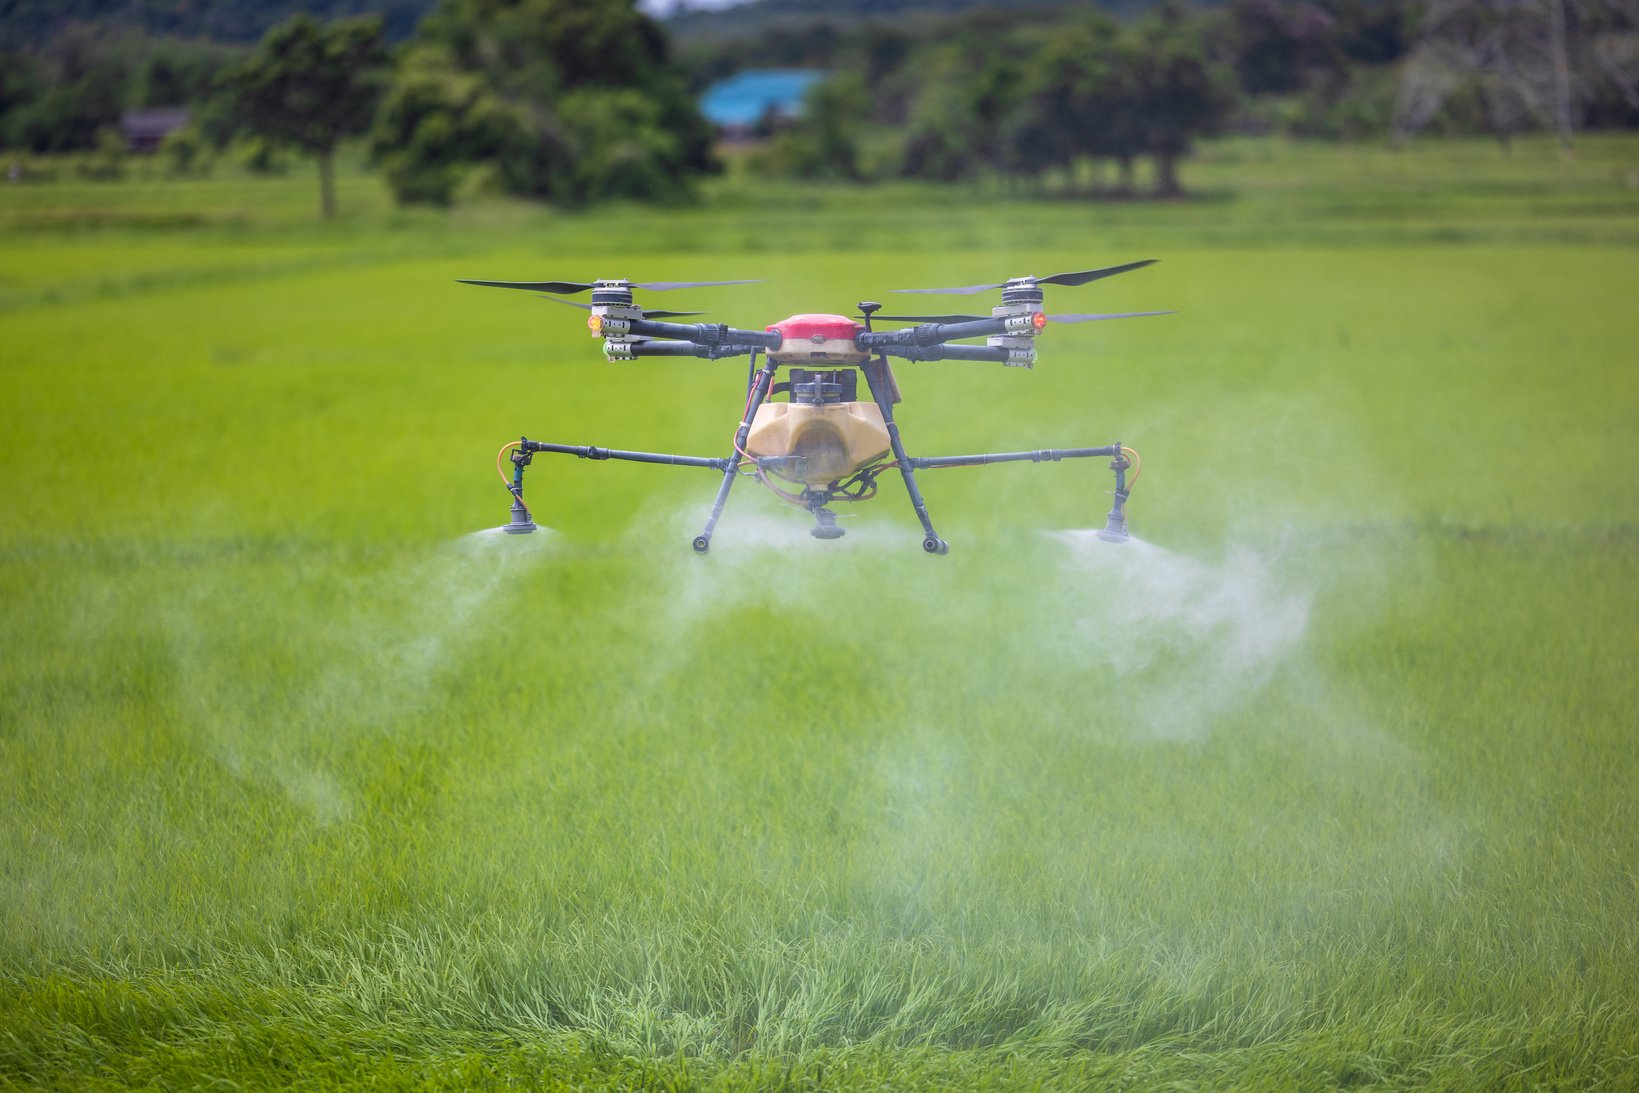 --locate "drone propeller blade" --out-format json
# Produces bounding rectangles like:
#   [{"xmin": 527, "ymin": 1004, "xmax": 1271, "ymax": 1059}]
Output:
[
  {"xmin": 540, "ymin": 297, "xmax": 702, "ymax": 319},
  {"xmin": 893, "ymin": 259, "xmax": 1158, "ymax": 295},
  {"xmin": 892, "ymin": 282, "xmax": 1004, "ymax": 297},
  {"xmin": 632, "ymin": 279, "xmax": 762, "ymax": 291},
  {"xmin": 1035, "ymin": 260, "xmax": 1158, "ymax": 288},
  {"xmin": 459, "ymin": 277, "xmax": 761, "ymax": 295},
  {"xmin": 458, "ymin": 278, "xmax": 600, "ymax": 294},
  {"xmin": 1049, "ymin": 309, "xmax": 1175, "ymax": 324},
  {"xmin": 865, "ymin": 313, "xmax": 989, "ymax": 324}
]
